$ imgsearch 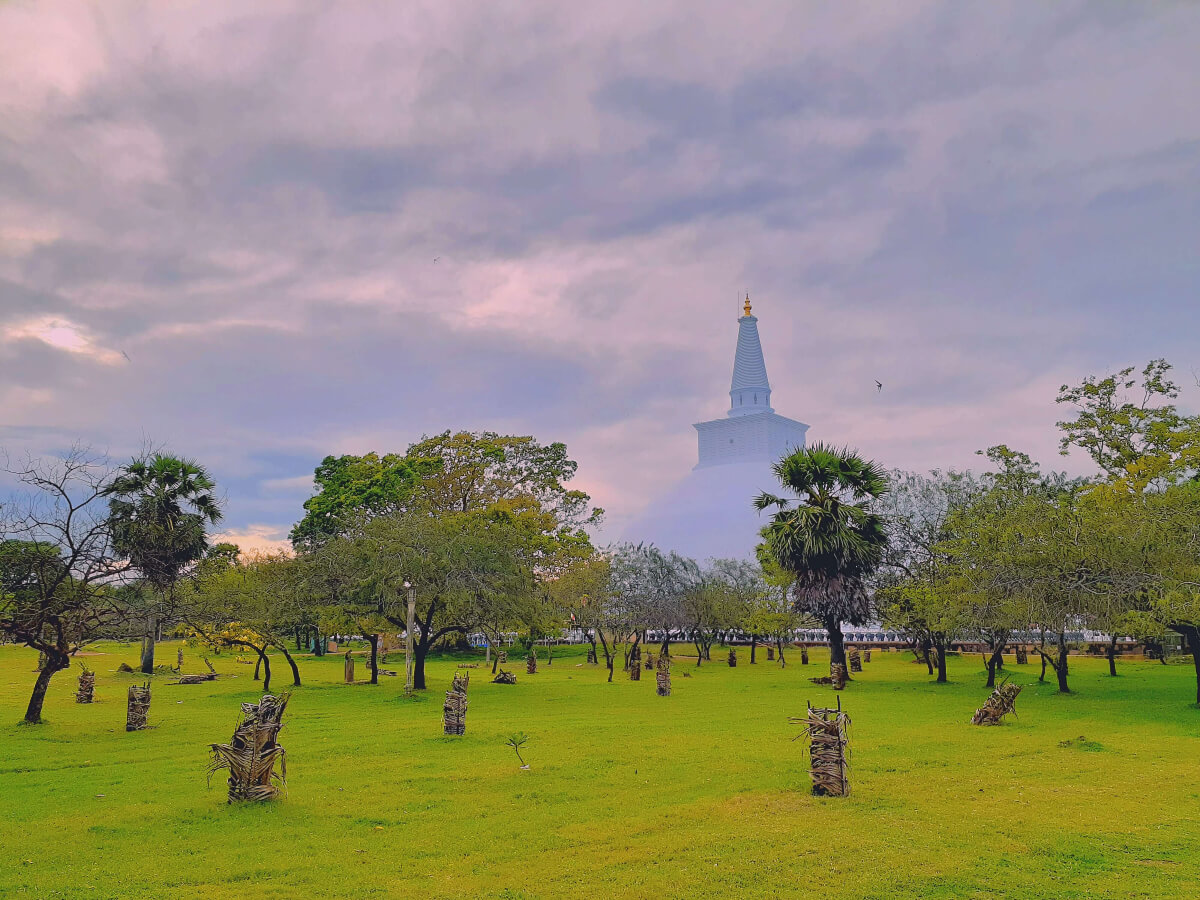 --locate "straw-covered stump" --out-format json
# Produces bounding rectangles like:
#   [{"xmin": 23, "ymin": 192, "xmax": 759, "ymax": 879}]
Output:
[
  {"xmin": 76, "ymin": 664, "xmax": 95, "ymax": 704},
  {"xmin": 655, "ymin": 652, "xmax": 671, "ymax": 696},
  {"xmin": 801, "ymin": 647, "xmax": 810, "ymax": 665},
  {"xmin": 177, "ymin": 647, "xmax": 184, "ymax": 669},
  {"xmin": 728, "ymin": 648, "xmax": 738, "ymax": 667},
  {"xmin": 629, "ymin": 655, "xmax": 641, "ymax": 680},
  {"xmin": 971, "ymin": 681, "xmax": 1022, "ymax": 726},
  {"xmin": 126, "ymin": 683, "xmax": 151, "ymax": 731},
  {"xmin": 586, "ymin": 646, "xmax": 597, "ymax": 665},
  {"xmin": 208, "ymin": 693, "xmax": 289, "ymax": 803},
  {"xmin": 1015, "ymin": 646, "xmax": 1028, "ymax": 665},
  {"xmin": 343, "ymin": 651, "xmax": 355, "ymax": 684},
  {"xmin": 809, "ymin": 663, "xmax": 847, "ymax": 690},
  {"xmin": 443, "ymin": 671, "xmax": 469, "ymax": 736},
  {"xmin": 791, "ymin": 698, "xmax": 851, "ymax": 797},
  {"xmin": 767, "ymin": 646, "xmax": 775, "ymax": 661},
  {"xmin": 526, "ymin": 652, "xmax": 538, "ymax": 675},
  {"xmin": 498, "ymin": 650, "xmax": 508, "ymax": 664},
  {"xmin": 644, "ymin": 652, "xmax": 655, "ymax": 670},
  {"xmin": 864, "ymin": 649, "xmax": 872, "ymax": 663},
  {"xmin": 848, "ymin": 648, "xmax": 863, "ymax": 673}
]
